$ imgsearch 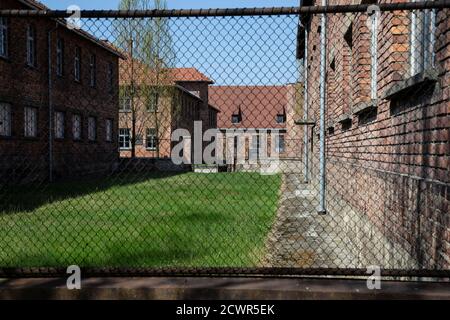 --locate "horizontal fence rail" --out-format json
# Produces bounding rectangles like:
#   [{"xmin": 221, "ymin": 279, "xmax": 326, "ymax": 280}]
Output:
[{"xmin": 0, "ymin": 1, "xmax": 449, "ymax": 17}]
